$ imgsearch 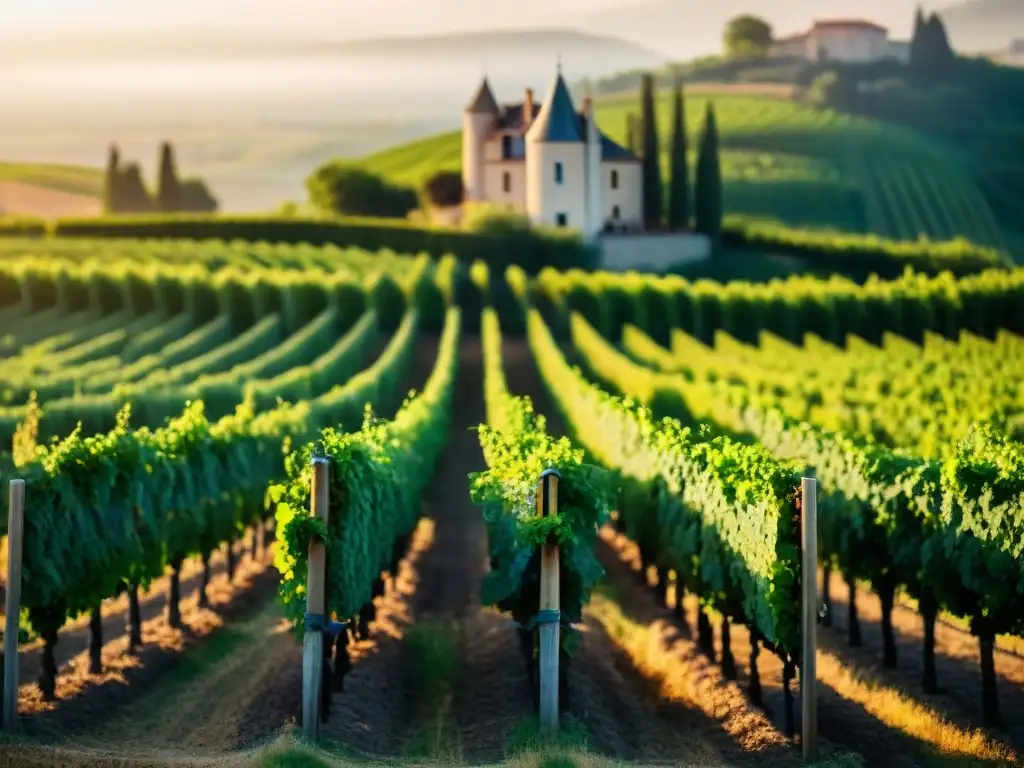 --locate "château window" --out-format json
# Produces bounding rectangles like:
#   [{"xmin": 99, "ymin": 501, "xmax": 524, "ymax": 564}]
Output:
[
  {"xmin": 502, "ymin": 135, "xmax": 513, "ymax": 158},
  {"xmin": 555, "ymin": 212, "xmax": 568, "ymax": 227},
  {"xmin": 612, "ymin": 205, "xmax": 620, "ymax": 219},
  {"xmin": 611, "ymin": 170, "xmax": 619, "ymax": 190},
  {"xmin": 503, "ymin": 172, "xmax": 511, "ymax": 193},
  {"xmin": 554, "ymin": 162, "xmax": 564, "ymax": 184}
]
